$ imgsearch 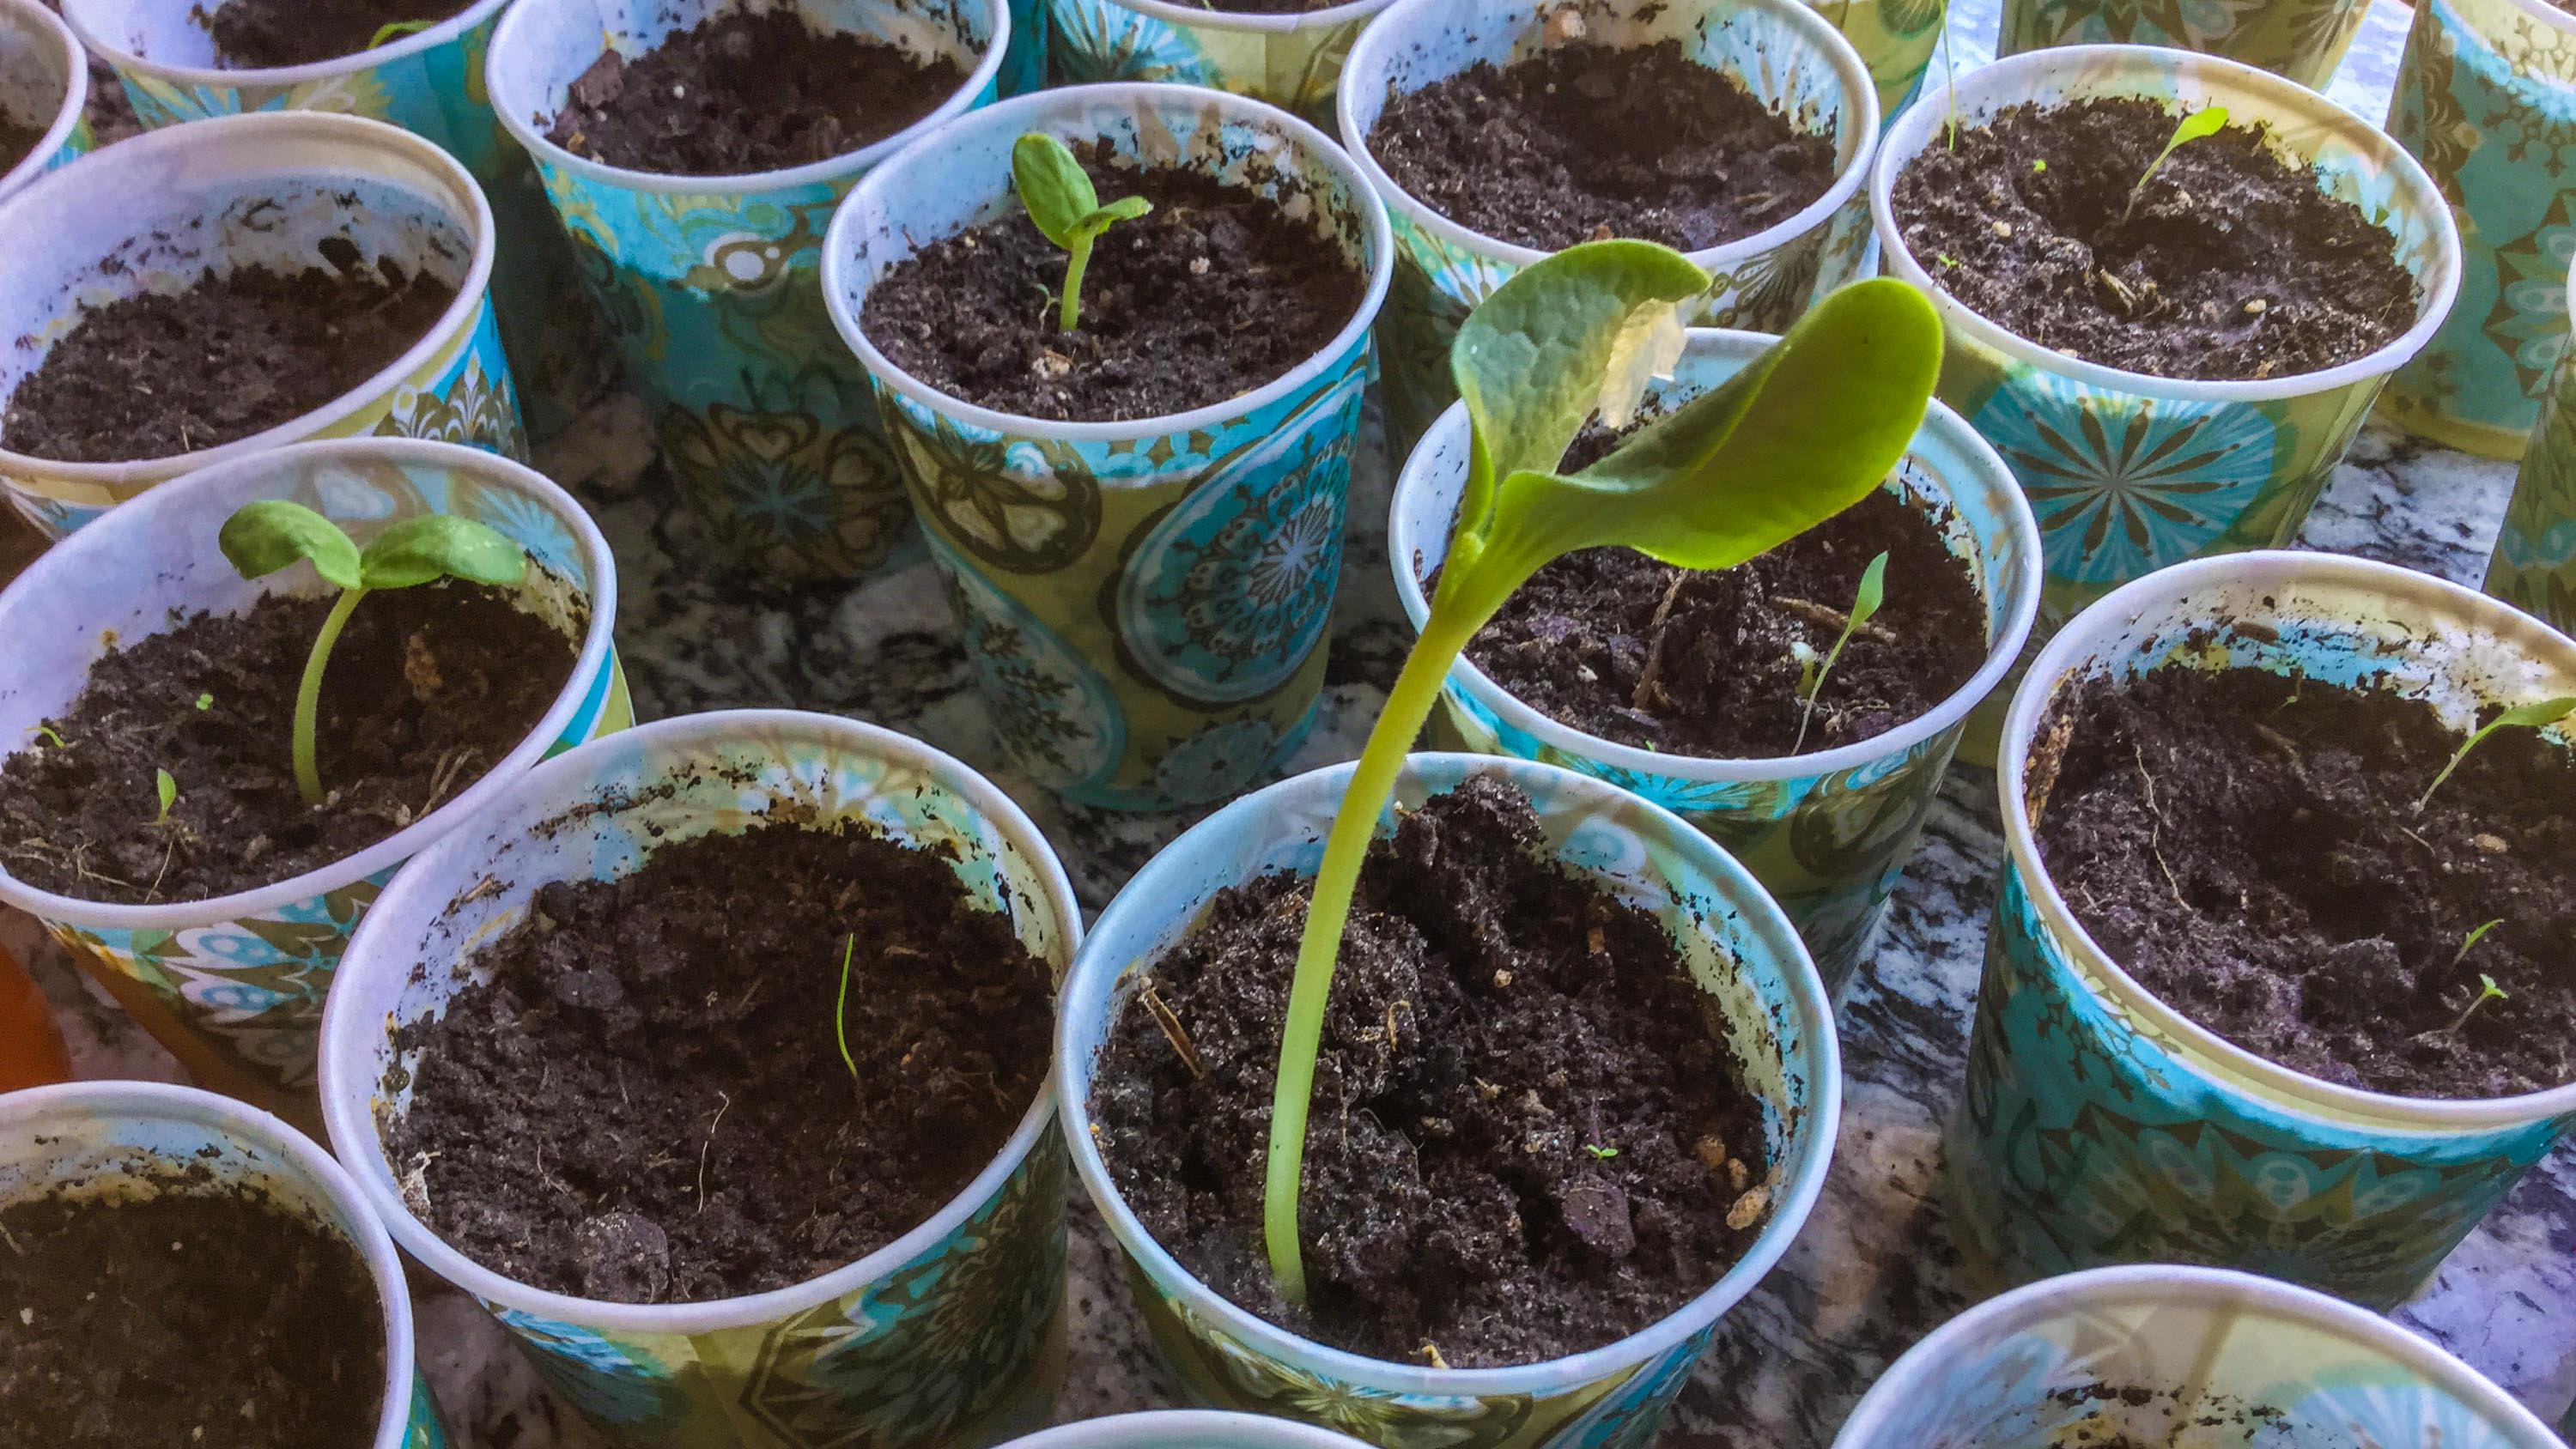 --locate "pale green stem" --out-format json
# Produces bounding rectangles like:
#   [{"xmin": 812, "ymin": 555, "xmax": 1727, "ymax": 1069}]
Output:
[
  {"xmin": 294, "ymin": 588, "xmax": 367, "ymax": 806},
  {"xmin": 1059, "ymin": 235, "xmax": 1093, "ymax": 333}
]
